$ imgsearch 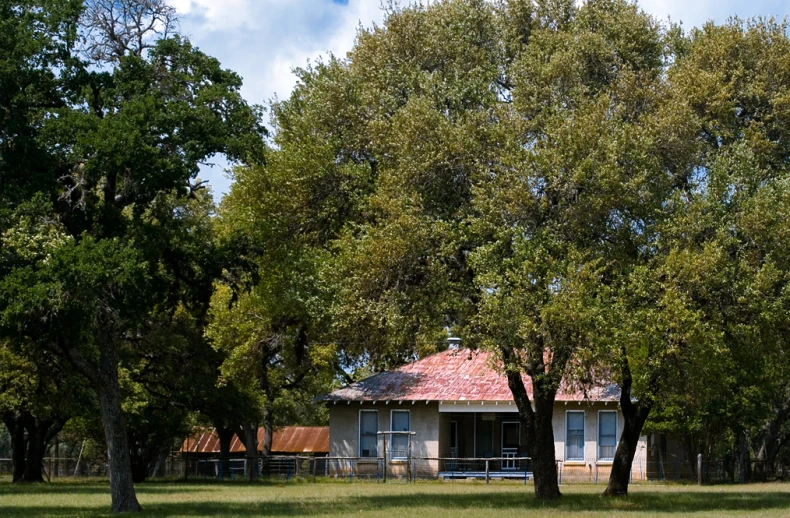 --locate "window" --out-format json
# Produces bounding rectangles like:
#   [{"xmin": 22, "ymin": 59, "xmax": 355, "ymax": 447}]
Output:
[
  {"xmin": 598, "ymin": 411, "xmax": 617, "ymax": 461},
  {"xmin": 390, "ymin": 410, "xmax": 410, "ymax": 459},
  {"xmin": 566, "ymin": 411, "xmax": 585, "ymax": 461},
  {"xmin": 359, "ymin": 410, "xmax": 378, "ymax": 458}
]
